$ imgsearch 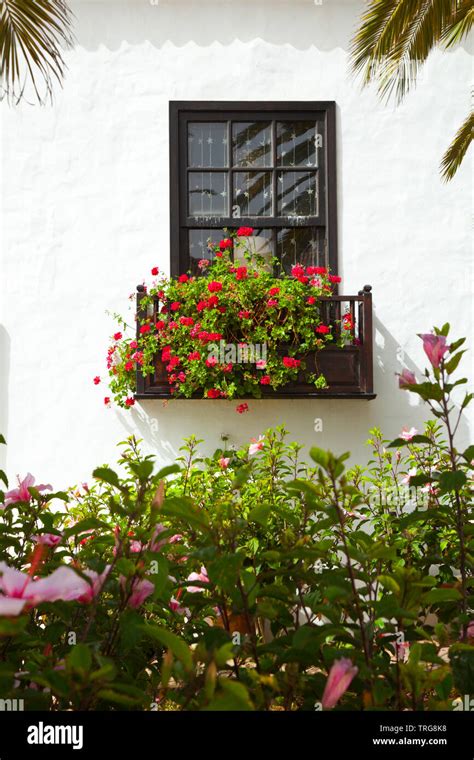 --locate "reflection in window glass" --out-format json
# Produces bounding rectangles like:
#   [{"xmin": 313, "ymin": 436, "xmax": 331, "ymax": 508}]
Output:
[
  {"xmin": 232, "ymin": 122, "xmax": 272, "ymax": 168},
  {"xmin": 188, "ymin": 172, "xmax": 228, "ymax": 218},
  {"xmin": 233, "ymin": 171, "xmax": 272, "ymax": 217},
  {"xmin": 188, "ymin": 123, "xmax": 228, "ymax": 168},
  {"xmin": 277, "ymin": 122, "xmax": 318, "ymax": 167},
  {"xmin": 277, "ymin": 172, "xmax": 317, "ymax": 217},
  {"xmin": 188, "ymin": 229, "xmax": 223, "ymax": 274},
  {"xmin": 277, "ymin": 228, "xmax": 326, "ymax": 274}
]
